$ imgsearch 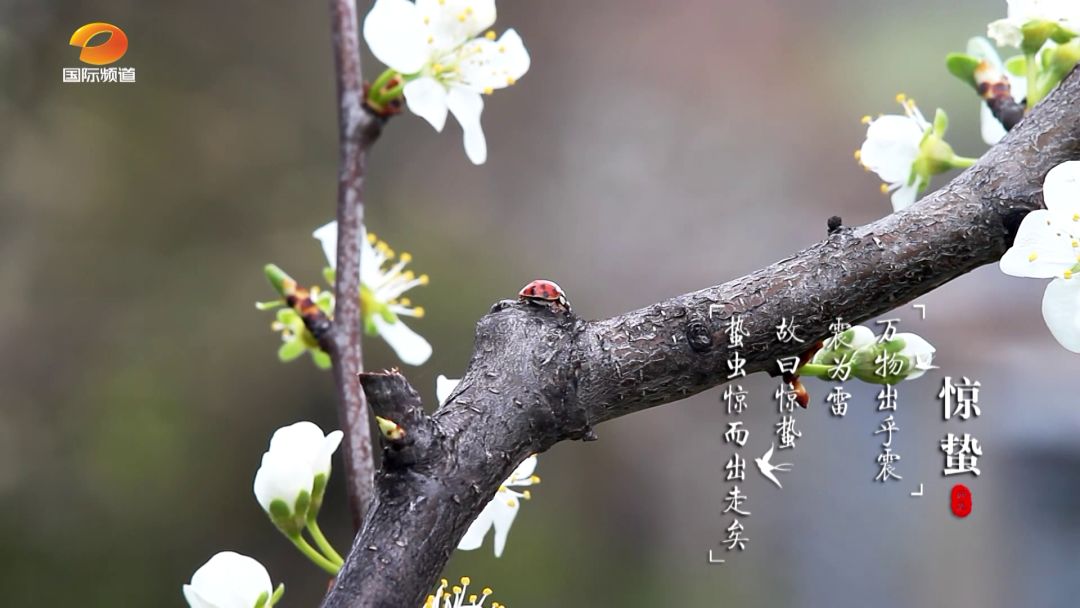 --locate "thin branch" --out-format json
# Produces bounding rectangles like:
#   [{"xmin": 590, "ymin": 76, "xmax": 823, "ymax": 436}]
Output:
[{"xmin": 324, "ymin": 0, "xmax": 384, "ymax": 530}]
